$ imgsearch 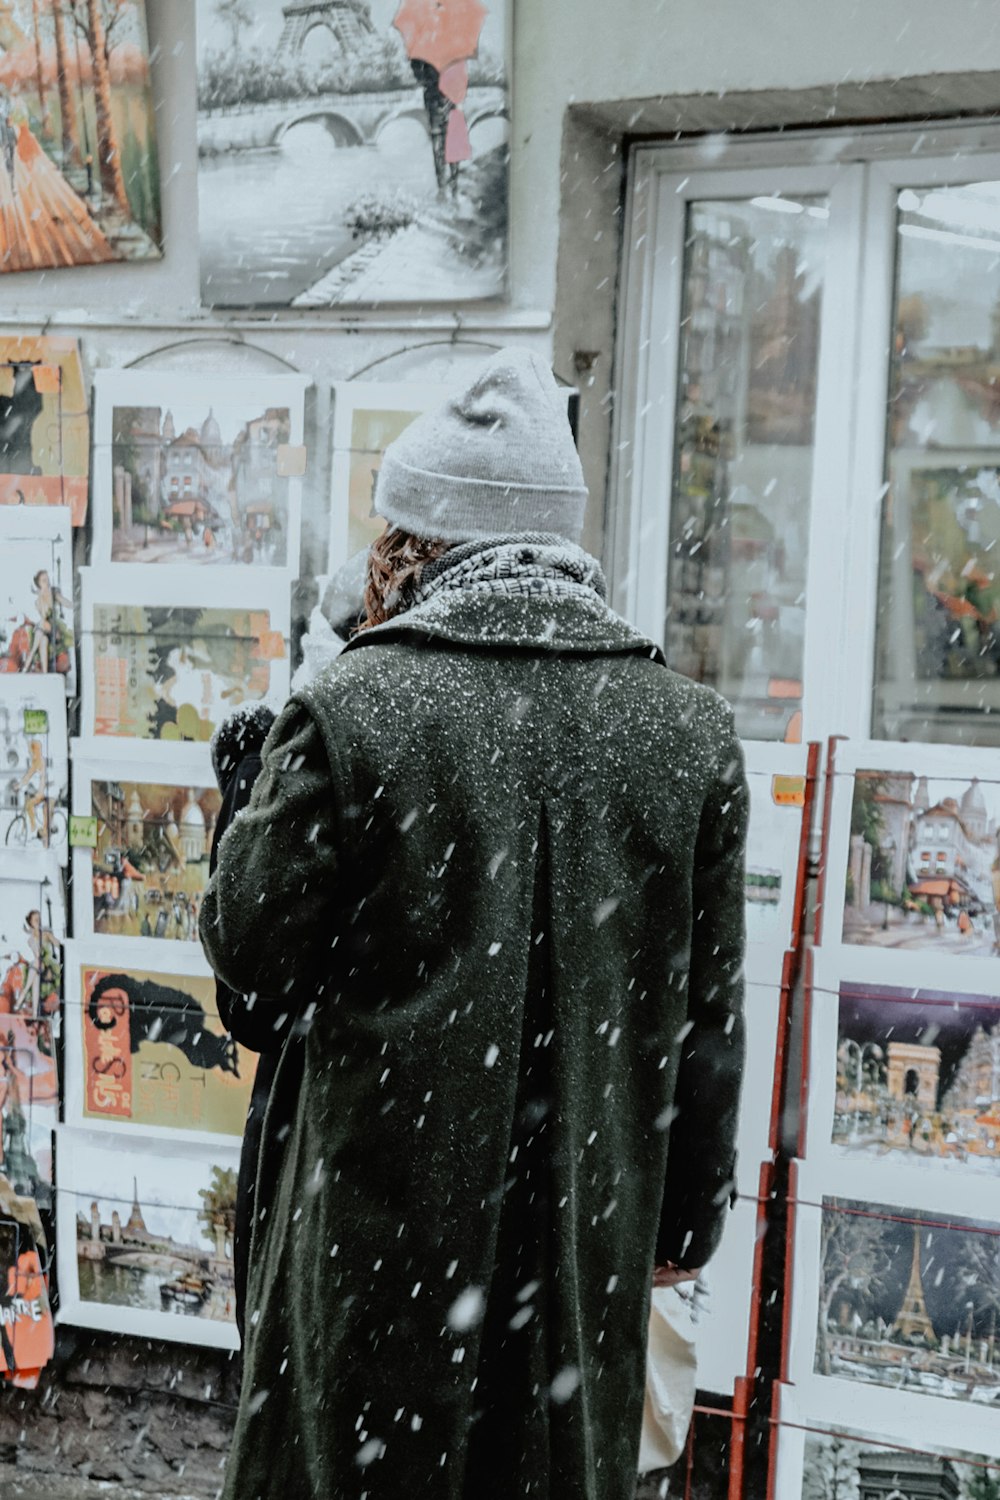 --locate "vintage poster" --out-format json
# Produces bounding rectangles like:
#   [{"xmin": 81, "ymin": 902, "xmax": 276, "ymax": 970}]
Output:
[
  {"xmin": 196, "ymin": 0, "xmax": 509, "ymax": 307},
  {"xmin": 0, "ymin": 1015, "xmax": 57, "ymax": 1205},
  {"xmin": 64, "ymin": 941, "xmax": 256, "ymax": 1143},
  {"xmin": 830, "ymin": 982, "xmax": 1000, "ymax": 1179},
  {"xmin": 0, "ymin": 507, "xmax": 75, "ymax": 693},
  {"xmin": 0, "ymin": 336, "xmax": 89, "ymax": 525},
  {"xmin": 80, "ymin": 567, "xmax": 290, "ymax": 743},
  {"xmin": 0, "ymin": 852, "xmax": 61, "ymax": 1204},
  {"xmin": 0, "ymin": 676, "xmax": 69, "ymax": 860},
  {"xmin": 92, "ymin": 371, "xmax": 308, "ymax": 569},
  {"xmin": 0, "ymin": 1, "xmax": 160, "ymax": 276},
  {"xmin": 71, "ymin": 745, "xmax": 219, "ymax": 945},
  {"xmin": 56, "ymin": 1127, "xmax": 240, "ymax": 1349},
  {"xmin": 0, "ymin": 849, "xmax": 64, "ymax": 1018},
  {"xmin": 0, "ymin": 1177, "xmax": 54, "ymax": 1386},
  {"xmin": 329, "ymin": 380, "xmax": 455, "ymax": 565}
]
